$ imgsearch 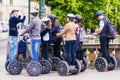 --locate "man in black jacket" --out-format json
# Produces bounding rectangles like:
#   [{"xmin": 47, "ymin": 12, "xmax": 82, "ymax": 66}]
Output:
[
  {"xmin": 94, "ymin": 10, "xmax": 113, "ymax": 65},
  {"xmin": 8, "ymin": 9, "xmax": 26, "ymax": 61},
  {"xmin": 49, "ymin": 14, "xmax": 63, "ymax": 59}
]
